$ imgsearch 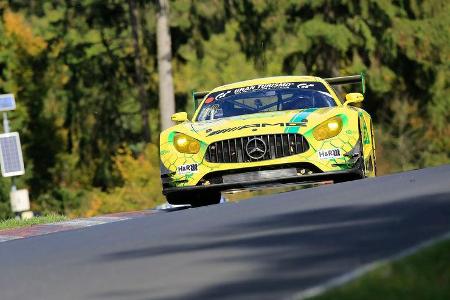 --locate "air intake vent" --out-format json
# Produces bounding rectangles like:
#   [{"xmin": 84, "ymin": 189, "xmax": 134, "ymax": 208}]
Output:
[{"xmin": 205, "ymin": 134, "xmax": 309, "ymax": 163}]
